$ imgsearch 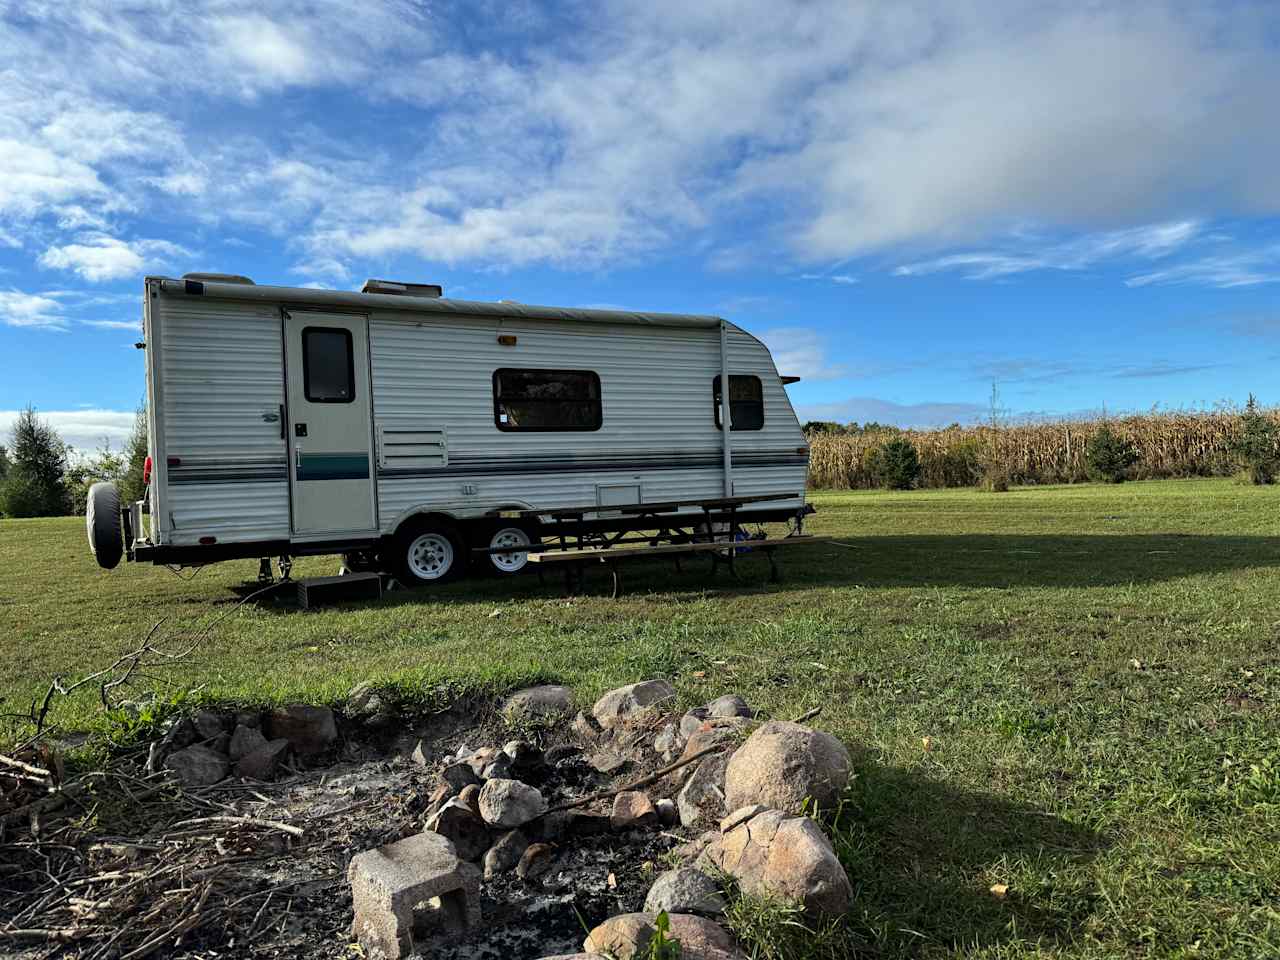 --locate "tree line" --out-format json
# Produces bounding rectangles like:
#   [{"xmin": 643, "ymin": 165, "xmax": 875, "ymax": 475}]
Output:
[{"xmin": 0, "ymin": 406, "xmax": 149, "ymax": 518}]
